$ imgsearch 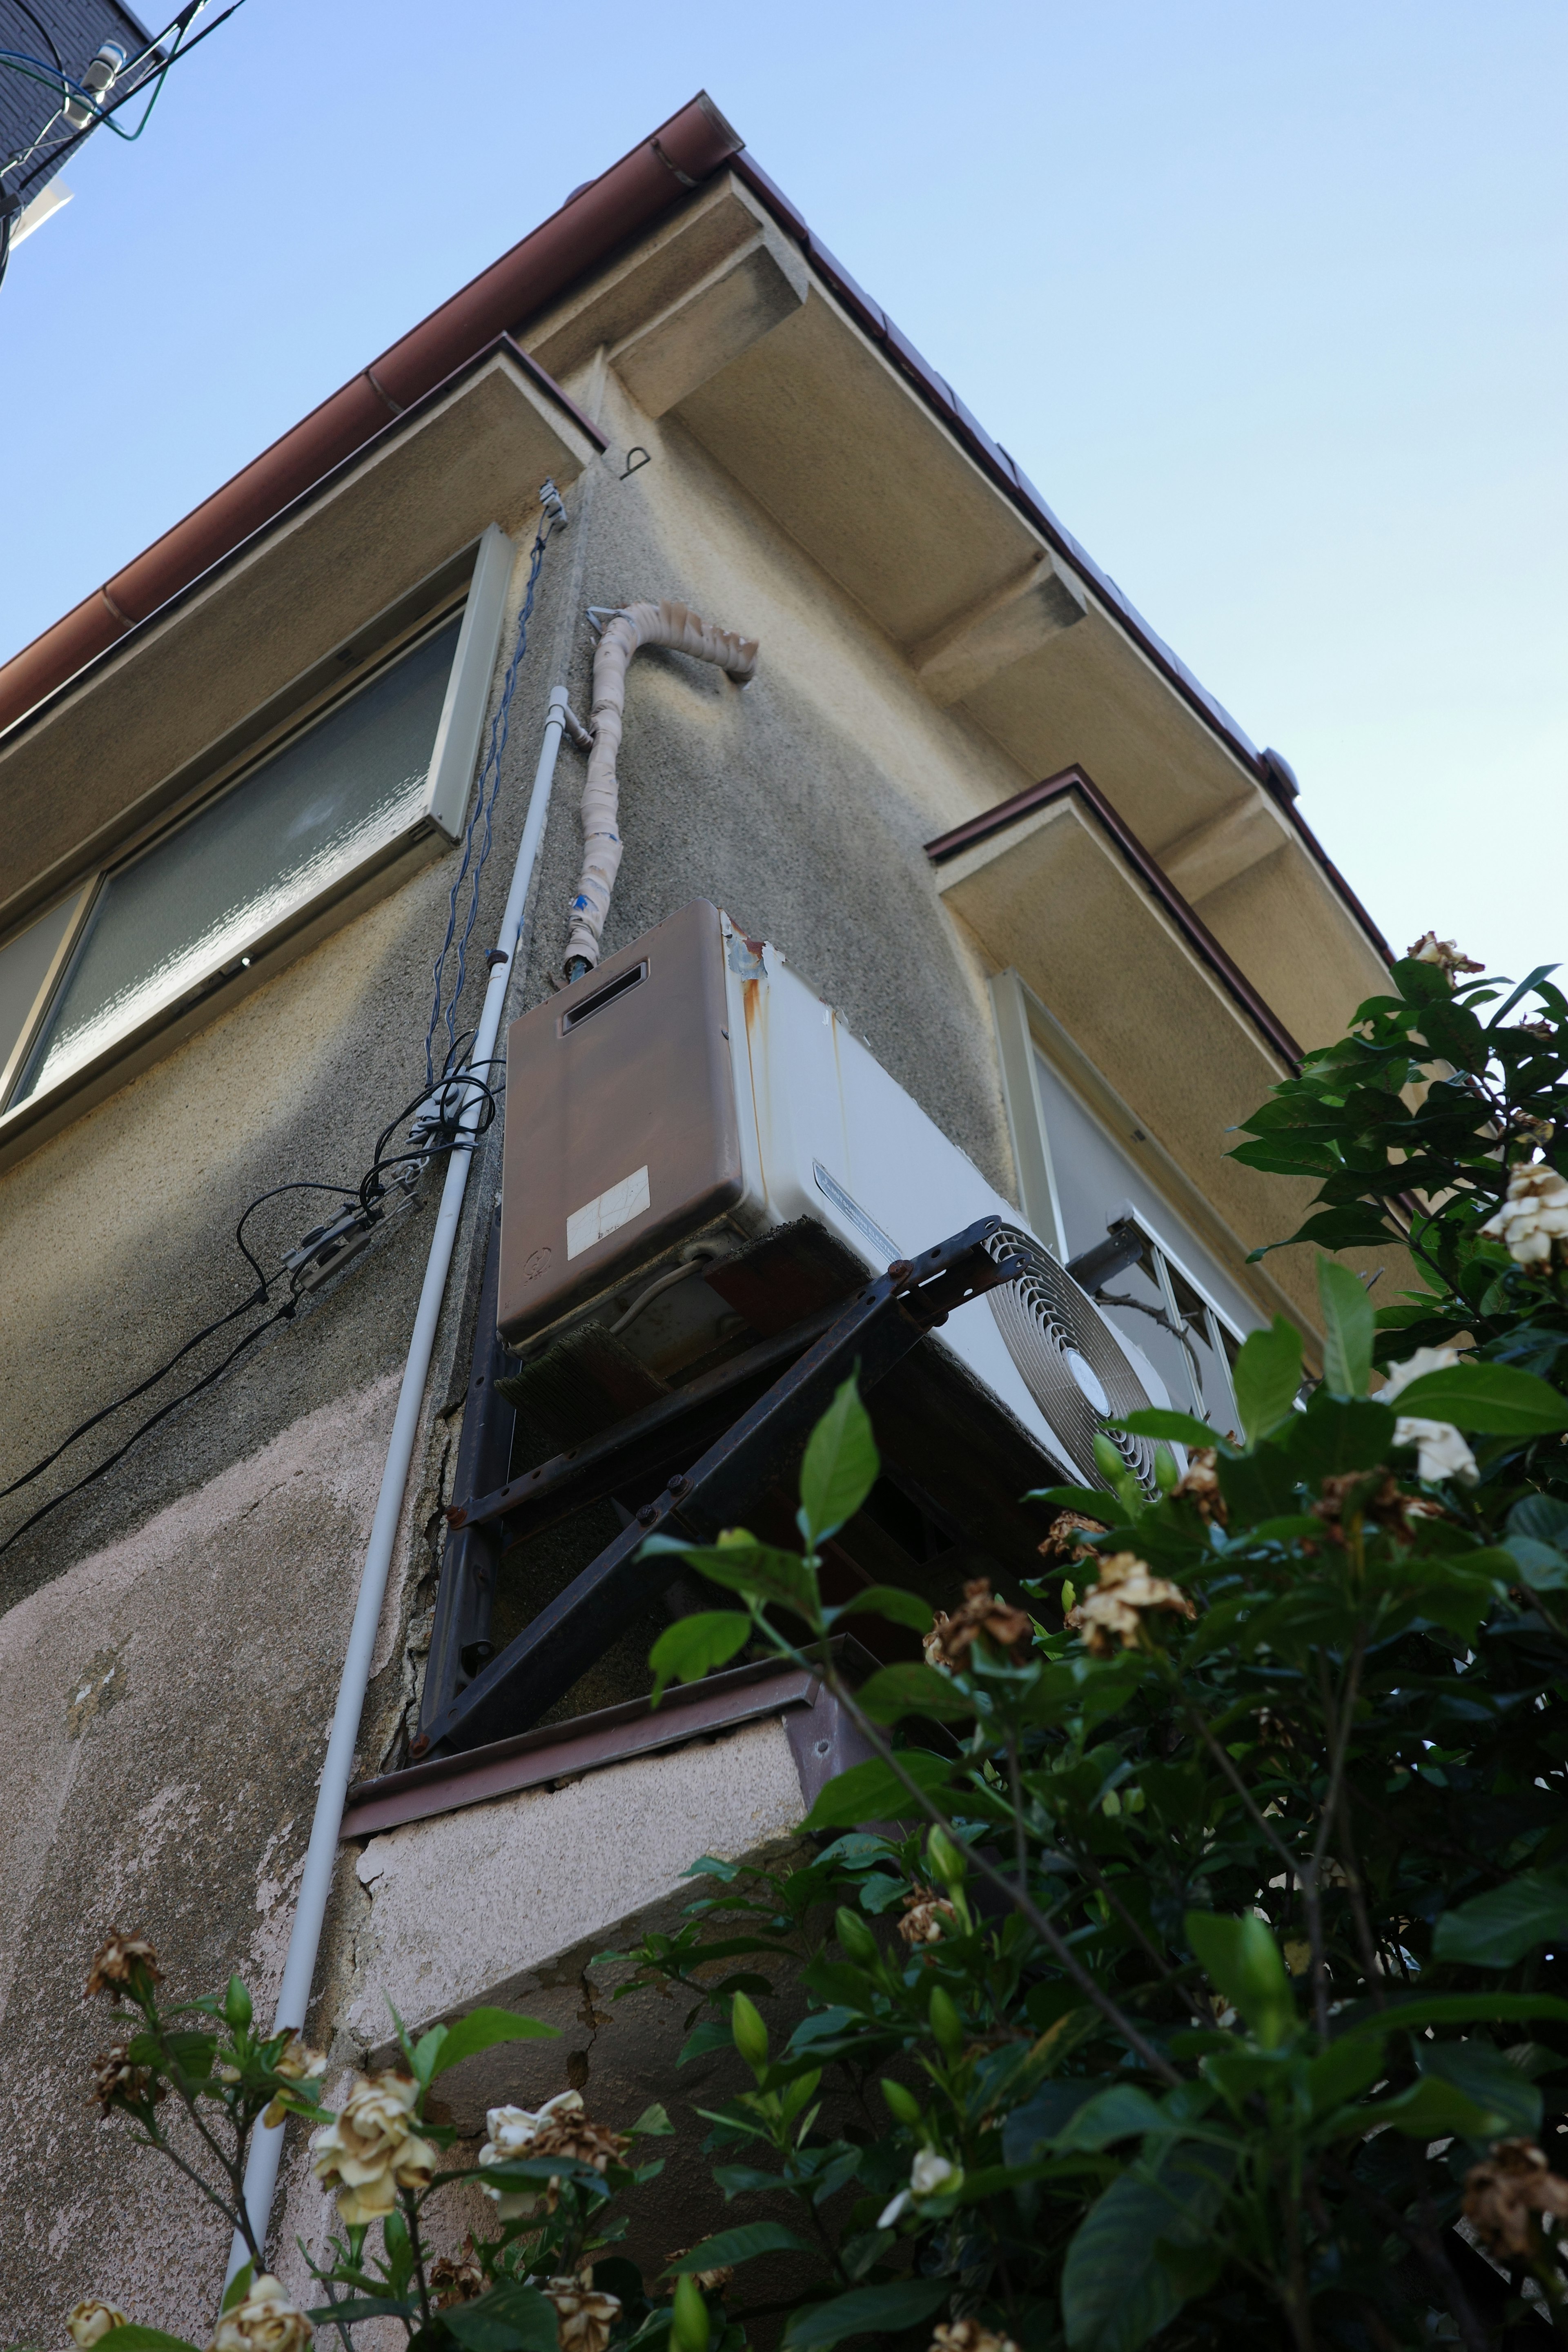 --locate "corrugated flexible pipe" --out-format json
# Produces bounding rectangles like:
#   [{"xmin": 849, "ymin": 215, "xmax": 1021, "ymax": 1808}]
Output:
[
  {"xmin": 223, "ymin": 681, "xmax": 577, "ymax": 2290},
  {"xmin": 563, "ymin": 599, "xmax": 758, "ymax": 978}
]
